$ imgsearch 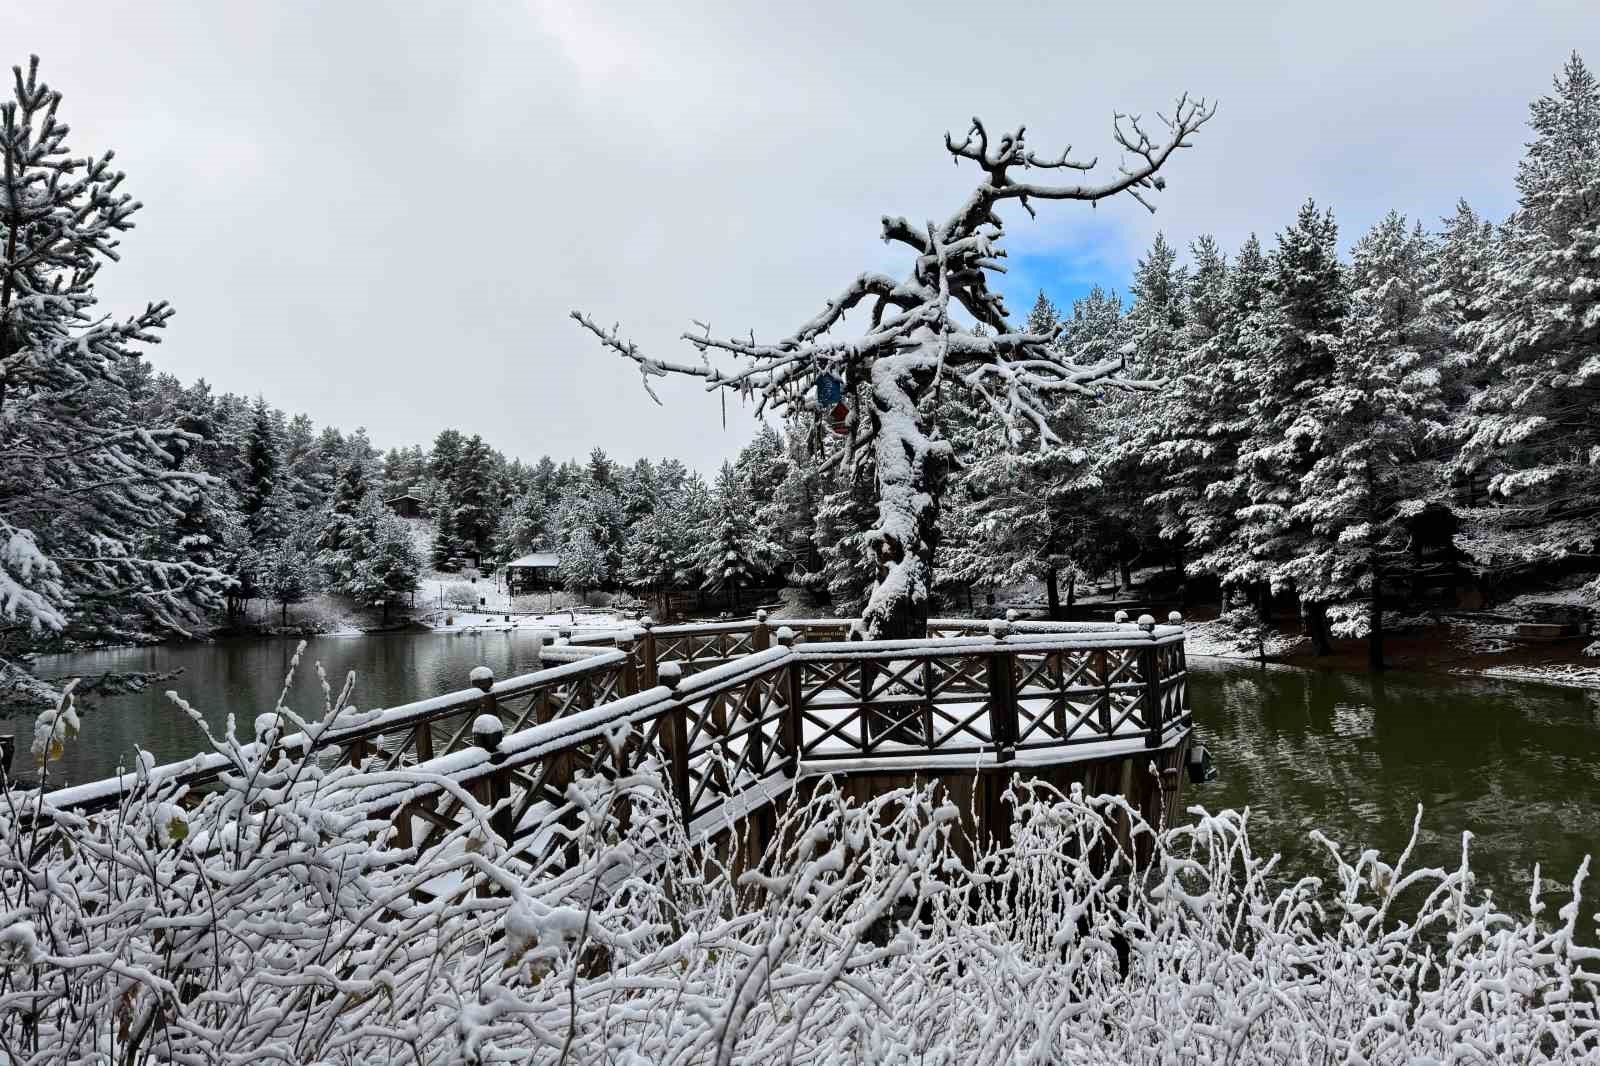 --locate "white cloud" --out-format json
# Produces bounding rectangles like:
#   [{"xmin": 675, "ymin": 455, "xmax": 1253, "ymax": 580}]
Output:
[{"xmin": 10, "ymin": 0, "xmax": 1597, "ymax": 473}]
